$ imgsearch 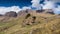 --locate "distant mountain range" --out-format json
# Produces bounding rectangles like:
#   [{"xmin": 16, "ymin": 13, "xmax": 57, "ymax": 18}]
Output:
[{"xmin": 0, "ymin": 9, "xmax": 56, "ymax": 17}]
